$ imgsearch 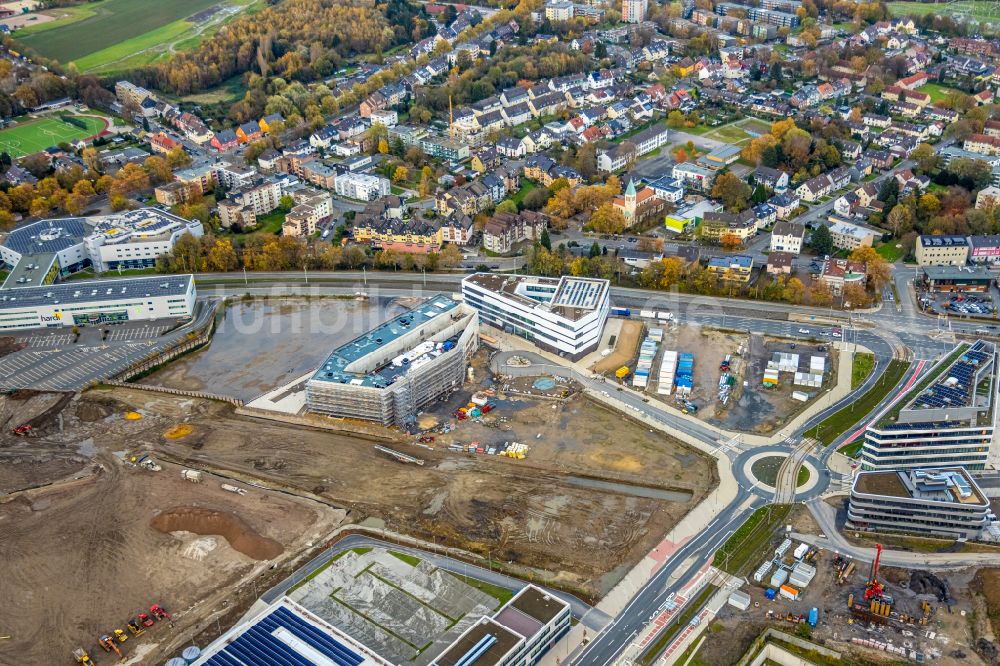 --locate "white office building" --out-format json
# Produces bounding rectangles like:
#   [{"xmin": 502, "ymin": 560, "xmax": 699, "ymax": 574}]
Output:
[
  {"xmin": 862, "ymin": 340, "xmax": 997, "ymax": 471},
  {"xmin": 848, "ymin": 468, "xmax": 991, "ymax": 540},
  {"xmin": 334, "ymin": 172, "xmax": 391, "ymax": 201},
  {"xmin": 1, "ymin": 209, "xmax": 204, "ymax": 283},
  {"xmin": 461, "ymin": 273, "xmax": 610, "ymax": 359},
  {"xmin": 0, "ymin": 275, "xmax": 196, "ymax": 331}
]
